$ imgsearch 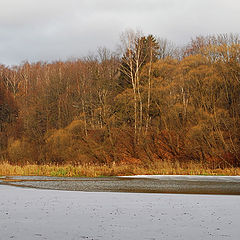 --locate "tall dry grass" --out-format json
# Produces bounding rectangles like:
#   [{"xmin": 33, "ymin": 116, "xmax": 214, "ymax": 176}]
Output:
[{"xmin": 0, "ymin": 161, "xmax": 240, "ymax": 177}]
